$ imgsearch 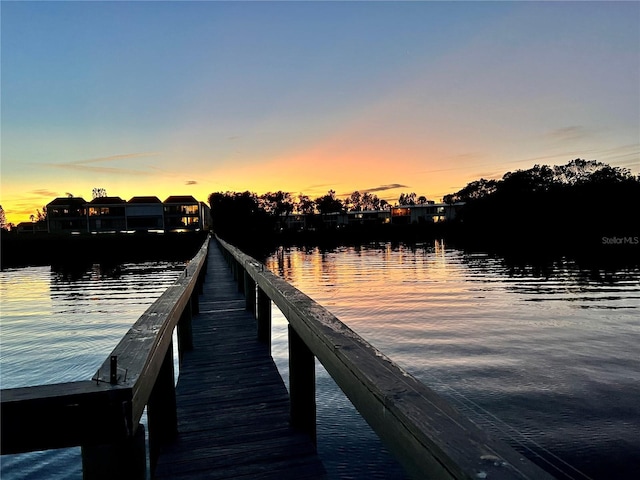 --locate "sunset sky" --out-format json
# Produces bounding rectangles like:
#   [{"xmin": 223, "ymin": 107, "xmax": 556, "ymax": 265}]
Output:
[{"xmin": 2, "ymin": 1, "xmax": 638, "ymax": 225}]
